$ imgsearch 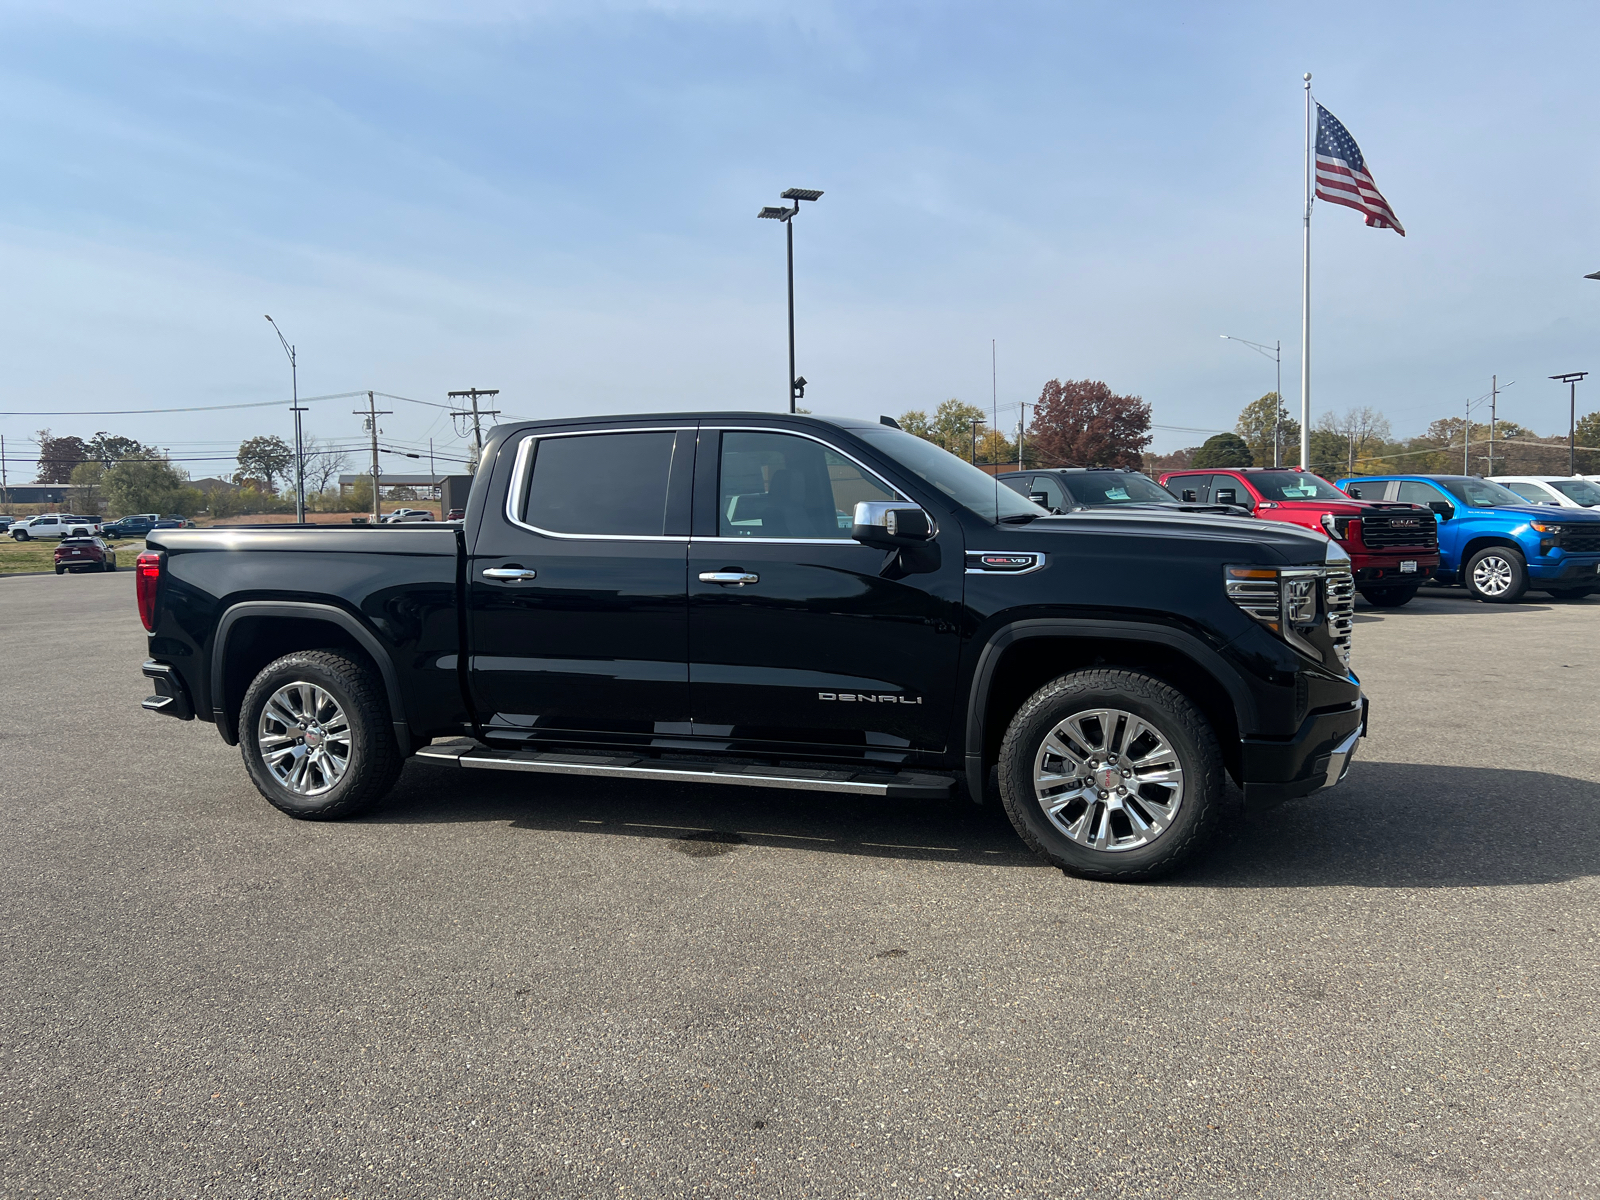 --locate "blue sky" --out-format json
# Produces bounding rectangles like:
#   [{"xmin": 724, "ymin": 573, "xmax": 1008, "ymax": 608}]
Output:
[{"xmin": 0, "ymin": 0, "xmax": 1596, "ymax": 479}]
